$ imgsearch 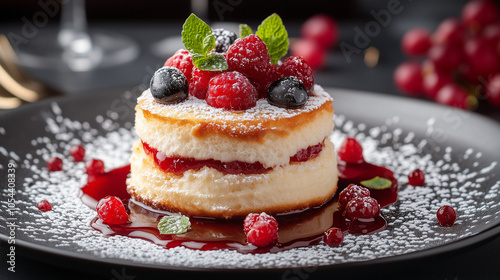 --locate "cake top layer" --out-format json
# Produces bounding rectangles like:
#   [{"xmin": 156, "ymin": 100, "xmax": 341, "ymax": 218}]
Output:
[{"xmin": 138, "ymin": 84, "xmax": 332, "ymax": 124}]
